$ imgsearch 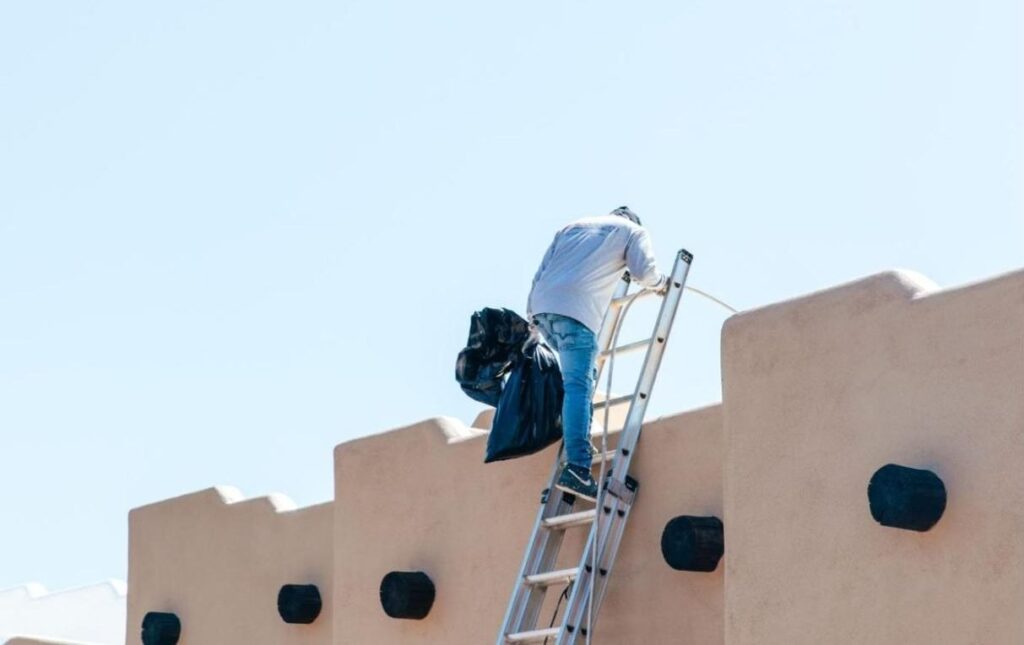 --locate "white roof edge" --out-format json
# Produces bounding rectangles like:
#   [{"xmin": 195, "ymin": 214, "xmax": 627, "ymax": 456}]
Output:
[{"xmin": 0, "ymin": 579, "xmax": 127, "ymax": 600}]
